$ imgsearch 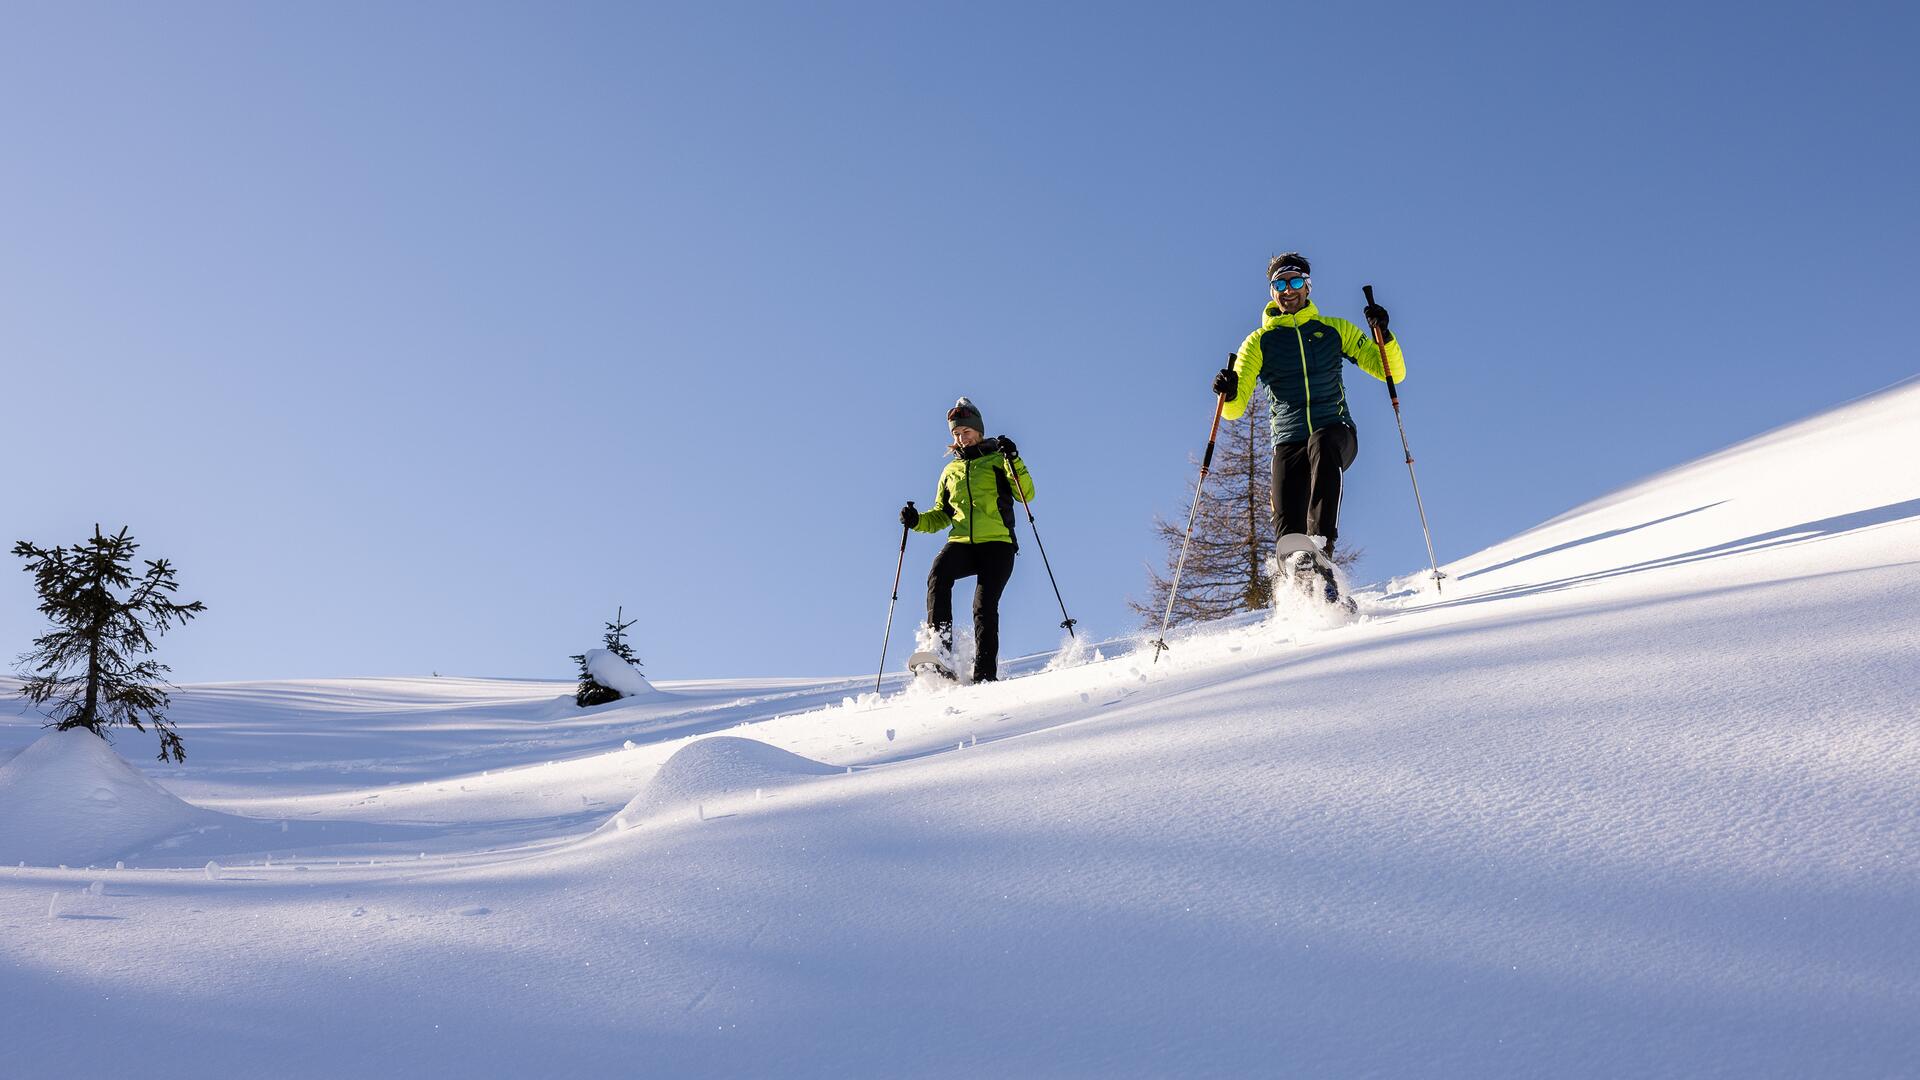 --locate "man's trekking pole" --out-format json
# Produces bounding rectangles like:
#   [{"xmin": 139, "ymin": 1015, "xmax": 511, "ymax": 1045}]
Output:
[
  {"xmin": 1363, "ymin": 284, "xmax": 1444, "ymax": 593},
  {"xmin": 1152, "ymin": 373, "xmax": 1230, "ymax": 662},
  {"xmin": 875, "ymin": 503, "xmax": 913, "ymax": 693},
  {"xmin": 1000, "ymin": 446, "xmax": 1077, "ymax": 638}
]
